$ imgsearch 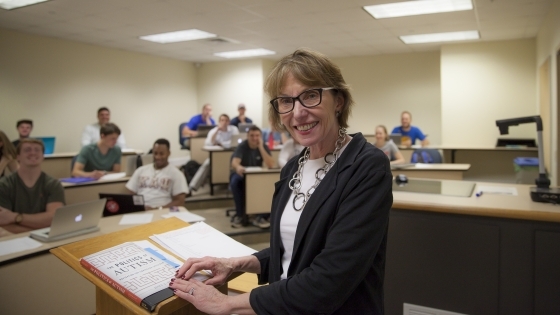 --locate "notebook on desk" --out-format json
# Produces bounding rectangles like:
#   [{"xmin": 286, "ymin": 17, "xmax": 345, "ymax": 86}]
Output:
[
  {"xmin": 99, "ymin": 193, "xmax": 145, "ymax": 217},
  {"xmin": 29, "ymin": 198, "xmax": 106, "ymax": 242}
]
